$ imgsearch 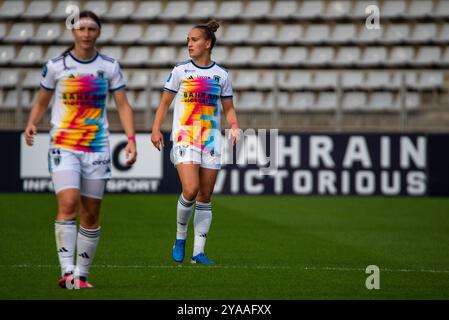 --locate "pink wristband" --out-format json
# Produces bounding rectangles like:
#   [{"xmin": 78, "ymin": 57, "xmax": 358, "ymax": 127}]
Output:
[{"xmin": 128, "ymin": 135, "xmax": 136, "ymax": 142}]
